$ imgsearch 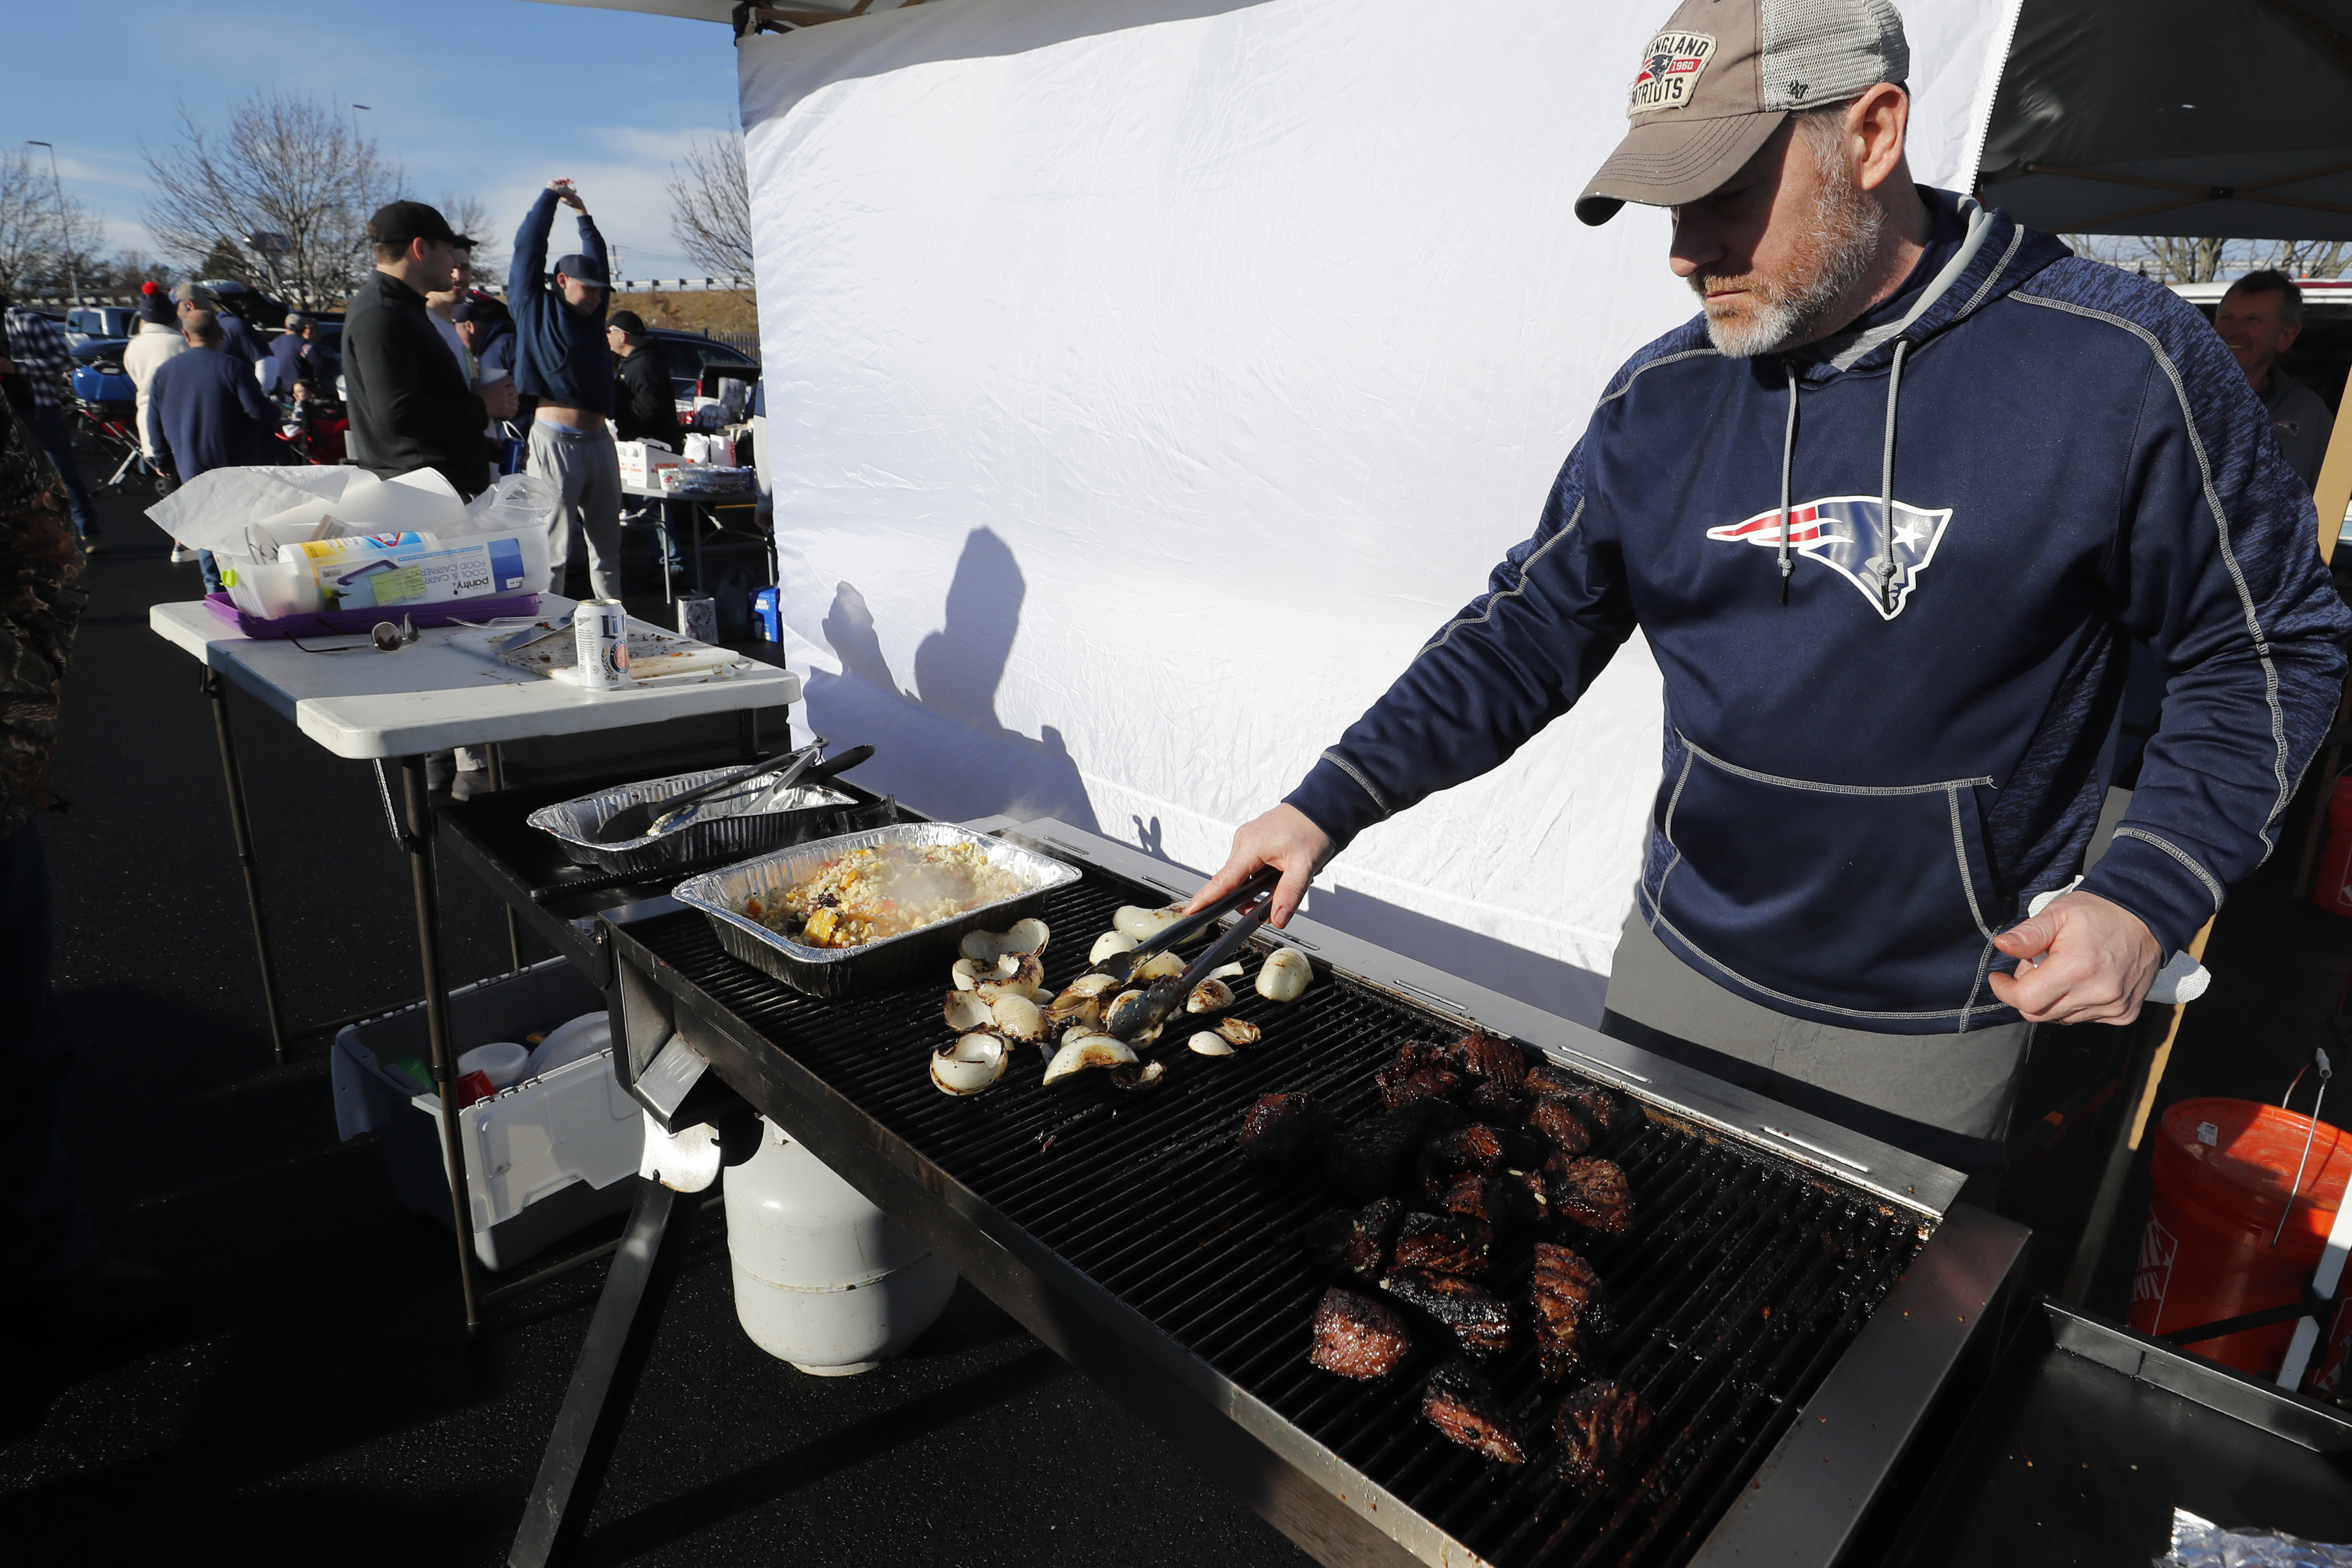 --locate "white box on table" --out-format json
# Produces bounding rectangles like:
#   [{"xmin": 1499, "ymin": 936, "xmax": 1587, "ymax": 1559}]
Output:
[{"xmin": 616, "ymin": 440, "xmax": 681, "ymax": 488}]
